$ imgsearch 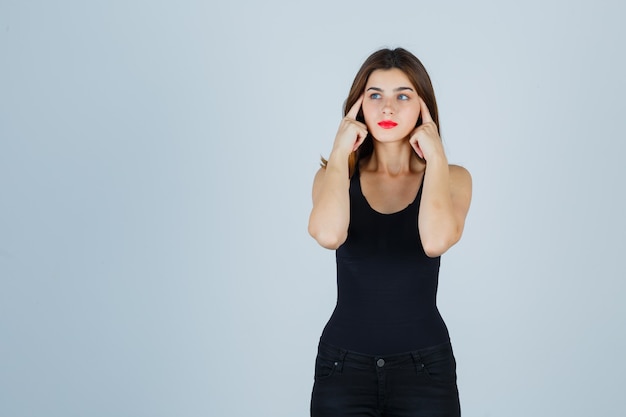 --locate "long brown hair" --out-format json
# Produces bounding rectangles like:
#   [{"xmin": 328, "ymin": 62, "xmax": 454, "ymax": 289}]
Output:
[{"xmin": 322, "ymin": 48, "xmax": 440, "ymax": 177}]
